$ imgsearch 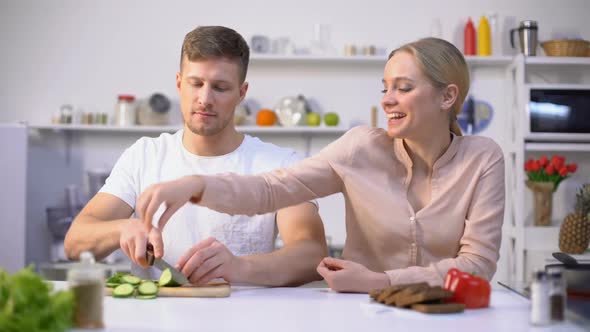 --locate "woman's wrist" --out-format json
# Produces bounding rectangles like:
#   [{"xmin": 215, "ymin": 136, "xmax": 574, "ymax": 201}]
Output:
[
  {"xmin": 187, "ymin": 175, "xmax": 204, "ymax": 204},
  {"xmin": 369, "ymin": 272, "xmax": 391, "ymax": 290}
]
